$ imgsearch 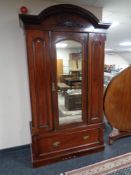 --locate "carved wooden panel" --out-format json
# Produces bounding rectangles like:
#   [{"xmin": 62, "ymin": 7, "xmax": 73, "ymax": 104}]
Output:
[
  {"xmin": 88, "ymin": 33, "xmax": 106, "ymax": 123},
  {"xmin": 26, "ymin": 30, "xmax": 53, "ymax": 131},
  {"xmin": 42, "ymin": 13, "xmax": 86, "ymax": 28}
]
